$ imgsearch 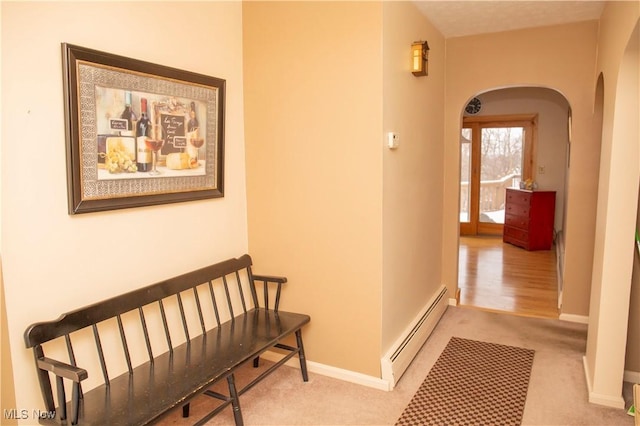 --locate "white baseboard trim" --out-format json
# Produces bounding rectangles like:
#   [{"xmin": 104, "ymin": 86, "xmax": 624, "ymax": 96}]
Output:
[
  {"xmin": 624, "ymin": 369, "xmax": 640, "ymax": 383},
  {"xmin": 260, "ymin": 350, "xmax": 391, "ymax": 392},
  {"xmin": 583, "ymin": 355, "xmax": 626, "ymax": 409},
  {"xmin": 588, "ymin": 390, "xmax": 626, "ymax": 408},
  {"xmin": 559, "ymin": 313, "xmax": 589, "ymax": 324},
  {"xmin": 557, "ymin": 289, "xmax": 563, "ymax": 310},
  {"xmin": 583, "ymin": 355, "xmax": 593, "ymax": 393},
  {"xmin": 449, "ymin": 287, "xmax": 460, "ymax": 306}
]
